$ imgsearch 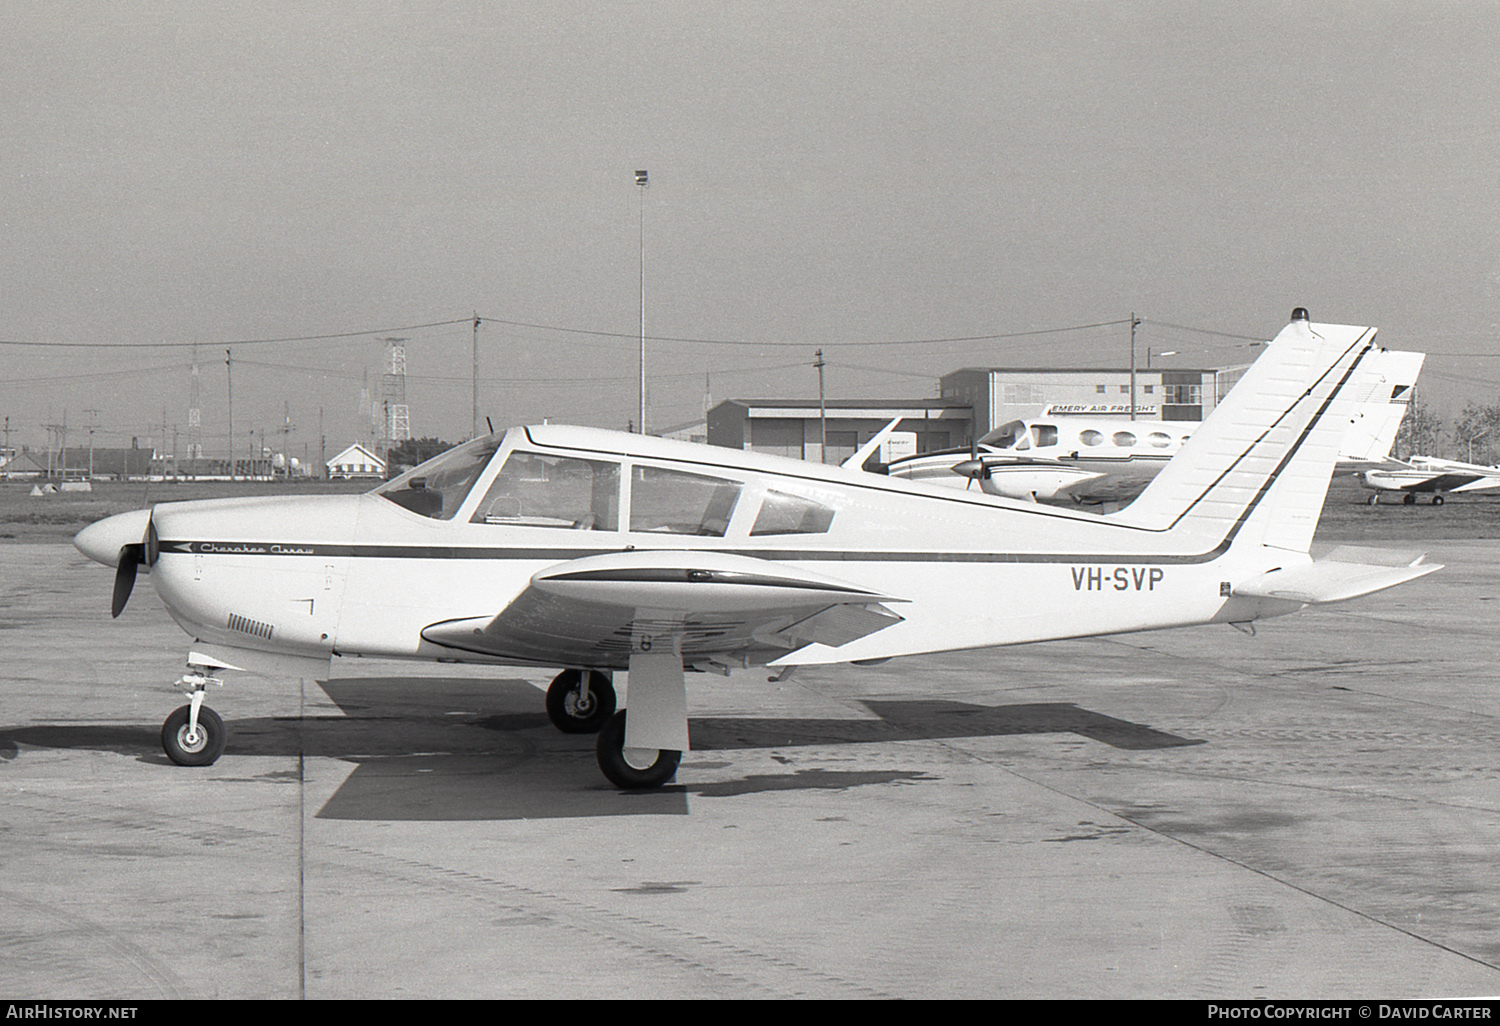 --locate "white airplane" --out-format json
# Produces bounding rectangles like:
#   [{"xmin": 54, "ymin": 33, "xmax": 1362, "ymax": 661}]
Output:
[
  {"xmin": 887, "ymin": 350, "xmax": 1425, "ymax": 505},
  {"xmin": 75, "ymin": 309, "xmax": 1440, "ymax": 789},
  {"xmin": 1360, "ymin": 455, "xmax": 1500, "ymax": 505}
]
